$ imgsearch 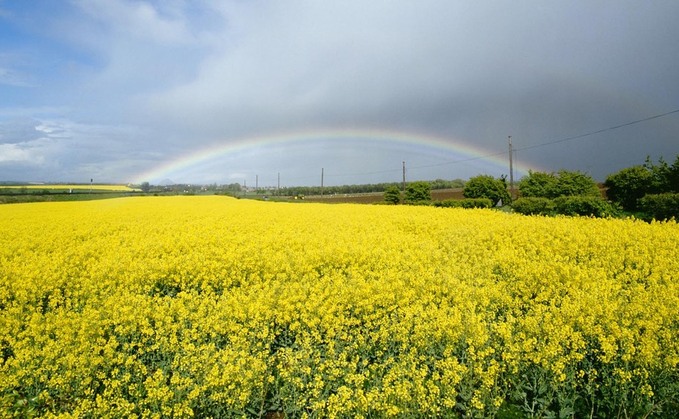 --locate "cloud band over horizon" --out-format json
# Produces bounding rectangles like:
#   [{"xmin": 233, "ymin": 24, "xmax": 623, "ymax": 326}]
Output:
[
  {"xmin": 1, "ymin": 1, "xmax": 677, "ymax": 184},
  {"xmin": 130, "ymin": 128, "xmax": 540, "ymax": 186}
]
